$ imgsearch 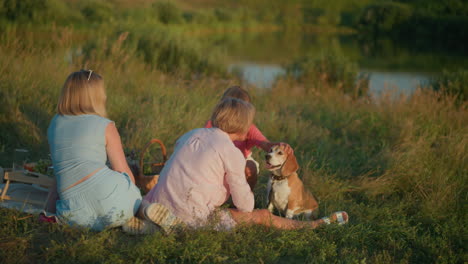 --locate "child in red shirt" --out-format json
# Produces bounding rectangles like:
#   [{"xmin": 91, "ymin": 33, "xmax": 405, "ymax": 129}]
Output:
[{"xmin": 205, "ymin": 86, "xmax": 292, "ymax": 190}]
